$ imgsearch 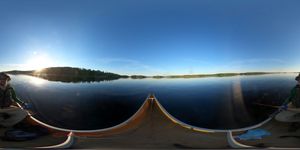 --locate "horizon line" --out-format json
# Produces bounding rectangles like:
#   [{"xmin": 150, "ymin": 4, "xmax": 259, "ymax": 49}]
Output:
[{"xmin": 2, "ymin": 66, "xmax": 299, "ymax": 77}]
